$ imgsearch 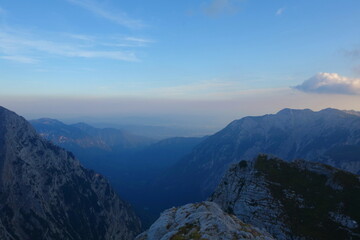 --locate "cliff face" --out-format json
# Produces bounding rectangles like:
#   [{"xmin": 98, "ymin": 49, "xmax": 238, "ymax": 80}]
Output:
[
  {"xmin": 136, "ymin": 201, "xmax": 275, "ymax": 240},
  {"xmin": 0, "ymin": 106, "xmax": 141, "ymax": 240},
  {"xmin": 210, "ymin": 155, "xmax": 360, "ymax": 240}
]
